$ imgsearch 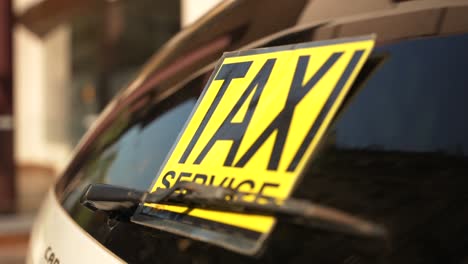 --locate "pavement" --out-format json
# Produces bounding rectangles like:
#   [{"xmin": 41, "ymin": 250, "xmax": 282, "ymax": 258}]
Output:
[{"xmin": 0, "ymin": 166, "xmax": 56, "ymax": 264}]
